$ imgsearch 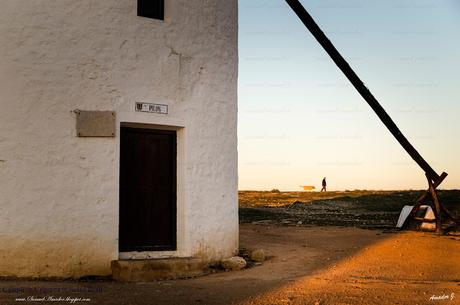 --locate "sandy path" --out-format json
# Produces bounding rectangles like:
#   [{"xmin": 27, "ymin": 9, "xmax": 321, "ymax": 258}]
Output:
[{"xmin": 237, "ymin": 225, "xmax": 460, "ymax": 305}]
